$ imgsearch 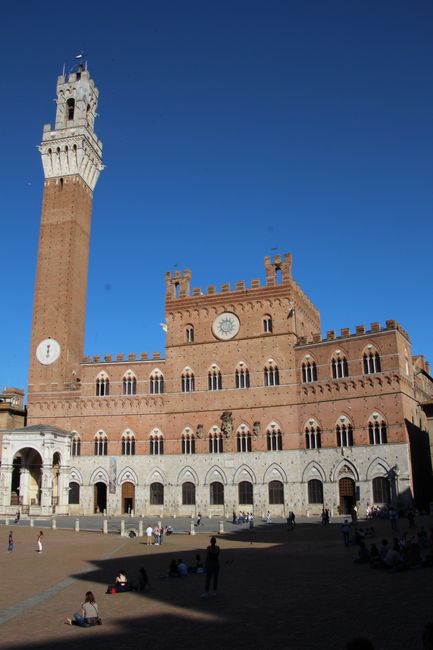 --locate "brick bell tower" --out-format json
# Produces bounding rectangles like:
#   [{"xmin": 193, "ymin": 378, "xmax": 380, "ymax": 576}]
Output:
[{"xmin": 28, "ymin": 62, "xmax": 103, "ymax": 405}]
